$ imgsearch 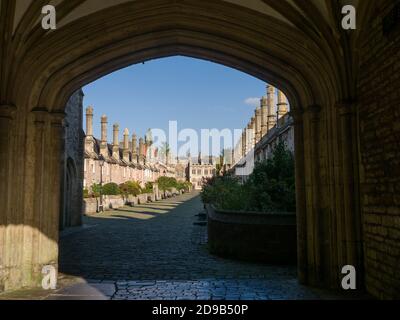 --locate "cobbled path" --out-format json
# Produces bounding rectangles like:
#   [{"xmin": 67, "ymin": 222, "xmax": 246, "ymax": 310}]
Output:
[{"xmin": 59, "ymin": 192, "xmax": 342, "ymax": 300}]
